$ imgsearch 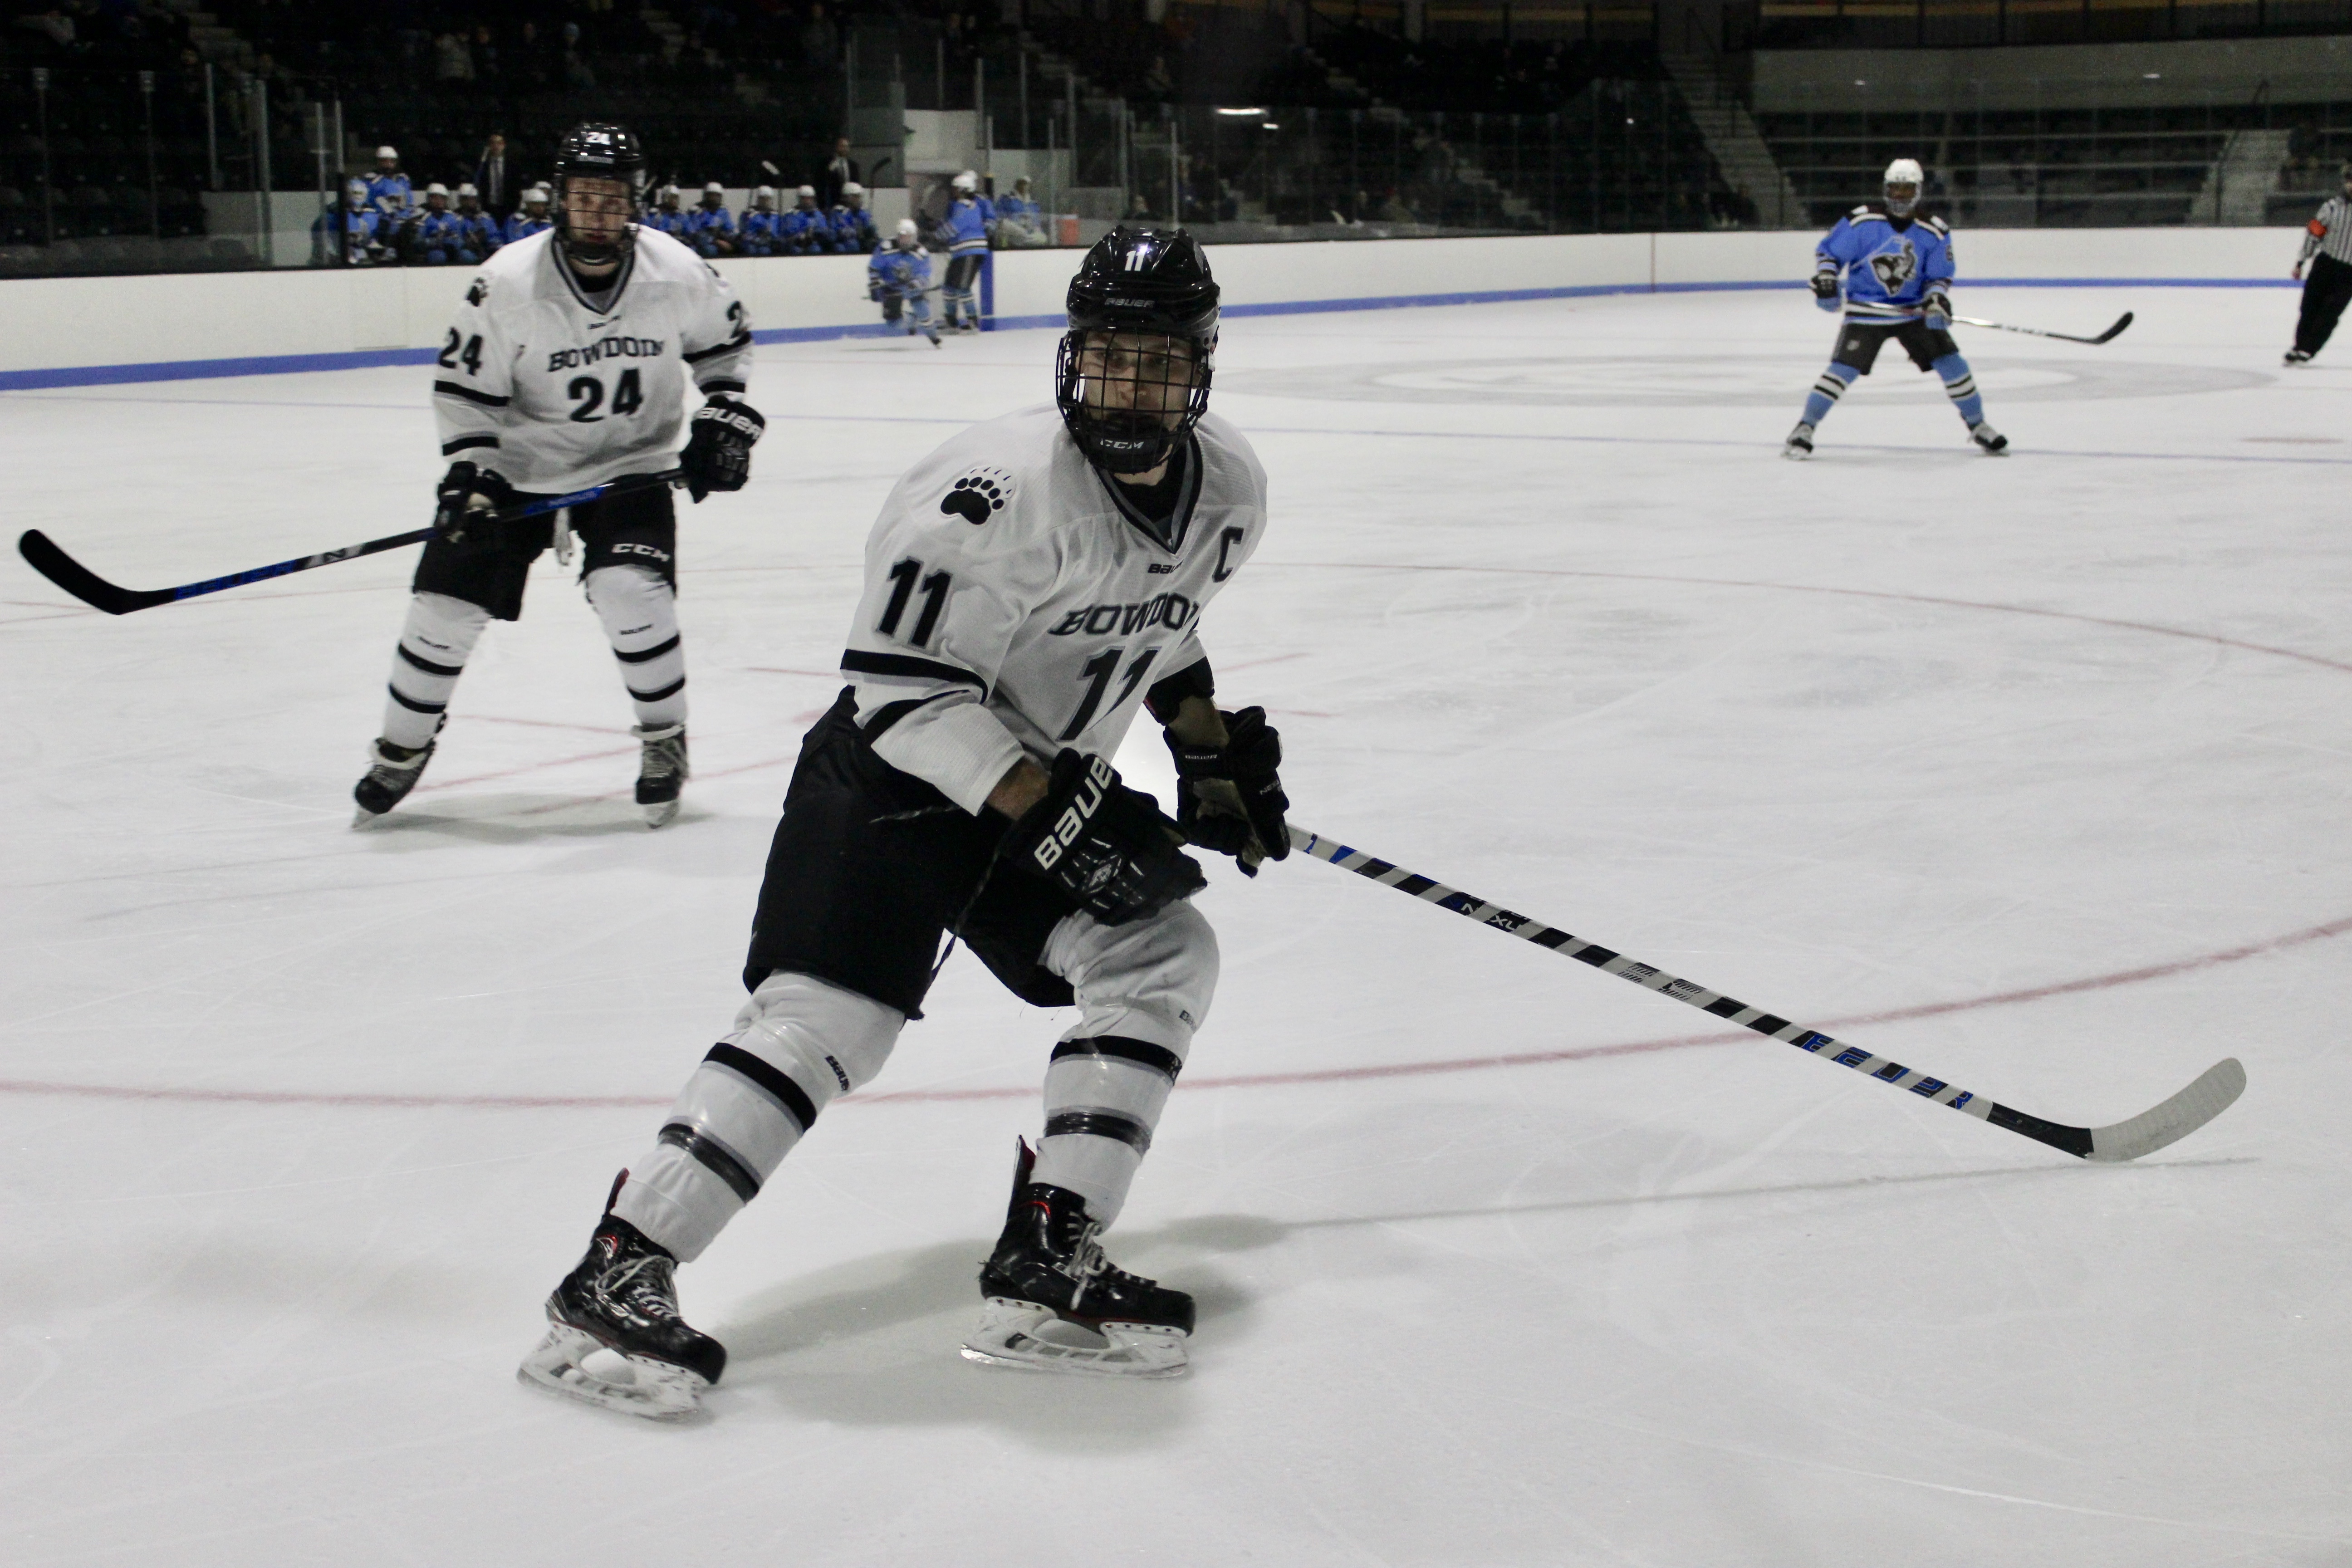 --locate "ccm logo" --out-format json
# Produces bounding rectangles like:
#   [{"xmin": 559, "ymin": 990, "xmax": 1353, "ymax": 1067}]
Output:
[
  {"xmin": 1029, "ymin": 756, "xmax": 1115, "ymax": 870},
  {"xmin": 611, "ymin": 542, "xmax": 671, "ymax": 561}
]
